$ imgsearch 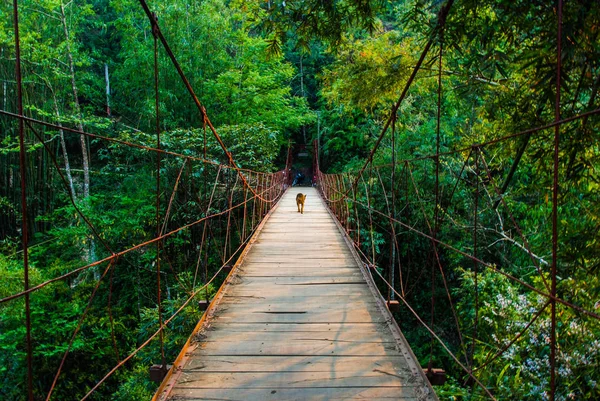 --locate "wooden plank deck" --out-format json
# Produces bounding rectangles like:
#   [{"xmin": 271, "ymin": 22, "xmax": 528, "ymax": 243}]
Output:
[{"xmin": 155, "ymin": 187, "xmax": 437, "ymax": 401}]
